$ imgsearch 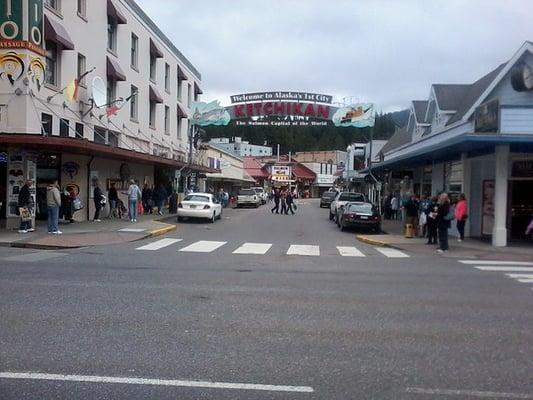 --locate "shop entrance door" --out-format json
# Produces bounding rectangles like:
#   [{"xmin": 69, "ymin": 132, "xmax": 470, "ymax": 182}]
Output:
[
  {"xmin": 509, "ymin": 179, "xmax": 533, "ymax": 241},
  {"xmin": 35, "ymin": 154, "xmax": 61, "ymax": 220}
]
